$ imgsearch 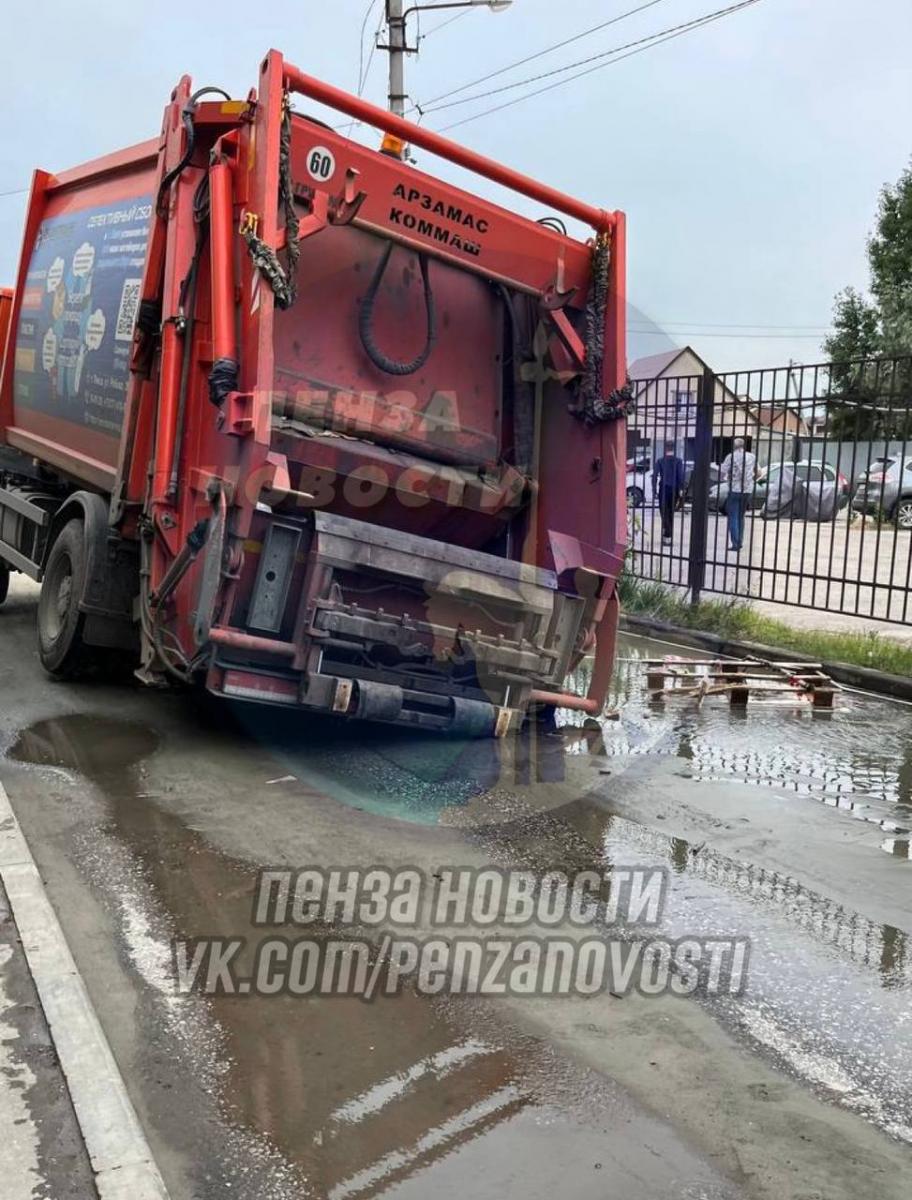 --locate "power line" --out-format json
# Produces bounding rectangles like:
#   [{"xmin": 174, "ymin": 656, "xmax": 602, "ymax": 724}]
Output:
[
  {"xmin": 361, "ymin": 6, "xmax": 386, "ymax": 96},
  {"xmin": 436, "ymin": 0, "xmax": 762, "ymax": 132},
  {"xmin": 424, "ymin": 0, "xmax": 760, "ymax": 115},
  {"xmin": 355, "ymin": 0, "xmax": 381, "ymax": 95},
  {"xmin": 420, "ymin": 8, "xmax": 471, "ymax": 38},
  {"xmin": 633, "ymin": 321, "xmax": 832, "ymax": 331},
  {"xmin": 343, "ymin": 0, "xmax": 385, "ymax": 138},
  {"xmin": 630, "ymin": 330, "xmax": 829, "ymax": 339},
  {"xmin": 417, "ymin": 0, "xmax": 674, "ymax": 112},
  {"xmin": 0, "ymin": 187, "xmax": 28, "ymax": 199}
]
